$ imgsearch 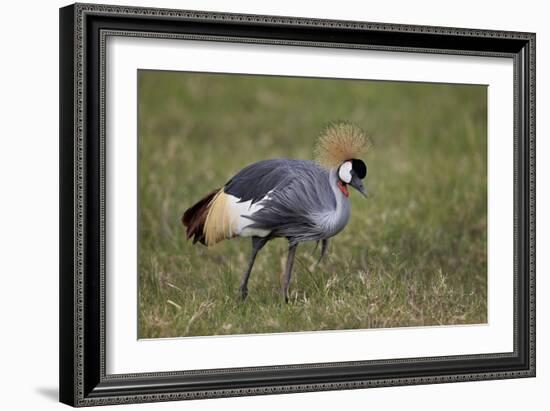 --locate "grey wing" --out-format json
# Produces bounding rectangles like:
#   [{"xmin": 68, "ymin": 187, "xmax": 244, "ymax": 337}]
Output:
[
  {"xmin": 224, "ymin": 158, "xmax": 296, "ymax": 204},
  {"xmin": 244, "ymin": 164, "xmax": 337, "ymax": 243}
]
